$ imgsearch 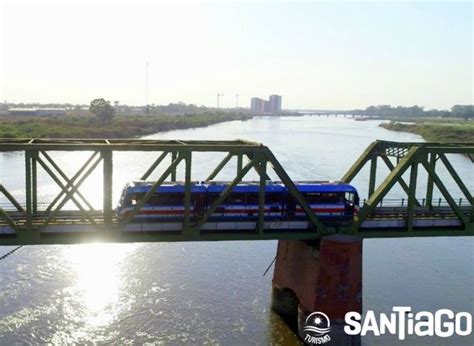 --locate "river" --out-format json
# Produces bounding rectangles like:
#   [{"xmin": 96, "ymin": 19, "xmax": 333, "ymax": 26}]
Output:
[{"xmin": 0, "ymin": 116, "xmax": 472, "ymax": 345}]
